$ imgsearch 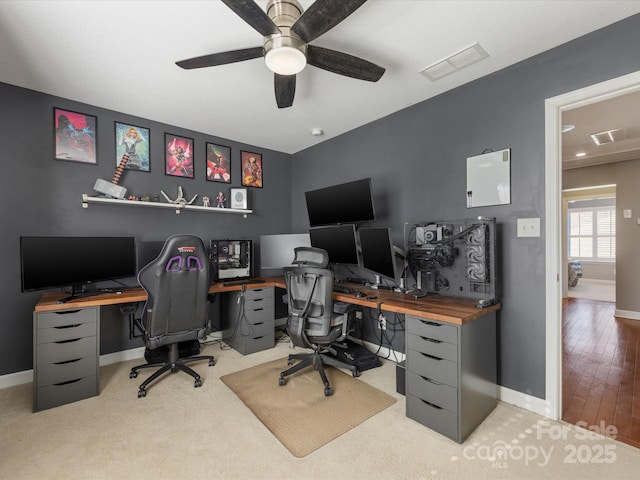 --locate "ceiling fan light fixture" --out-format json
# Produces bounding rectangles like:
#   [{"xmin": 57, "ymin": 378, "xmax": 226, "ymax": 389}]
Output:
[{"xmin": 265, "ymin": 46, "xmax": 306, "ymax": 75}]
